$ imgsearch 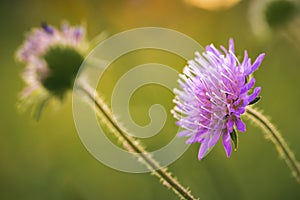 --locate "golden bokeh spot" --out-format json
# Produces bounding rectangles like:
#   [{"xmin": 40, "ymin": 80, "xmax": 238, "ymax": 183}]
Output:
[{"xmin": 185, "ymin": 0, "xmax": 241, "ymax": 10}]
